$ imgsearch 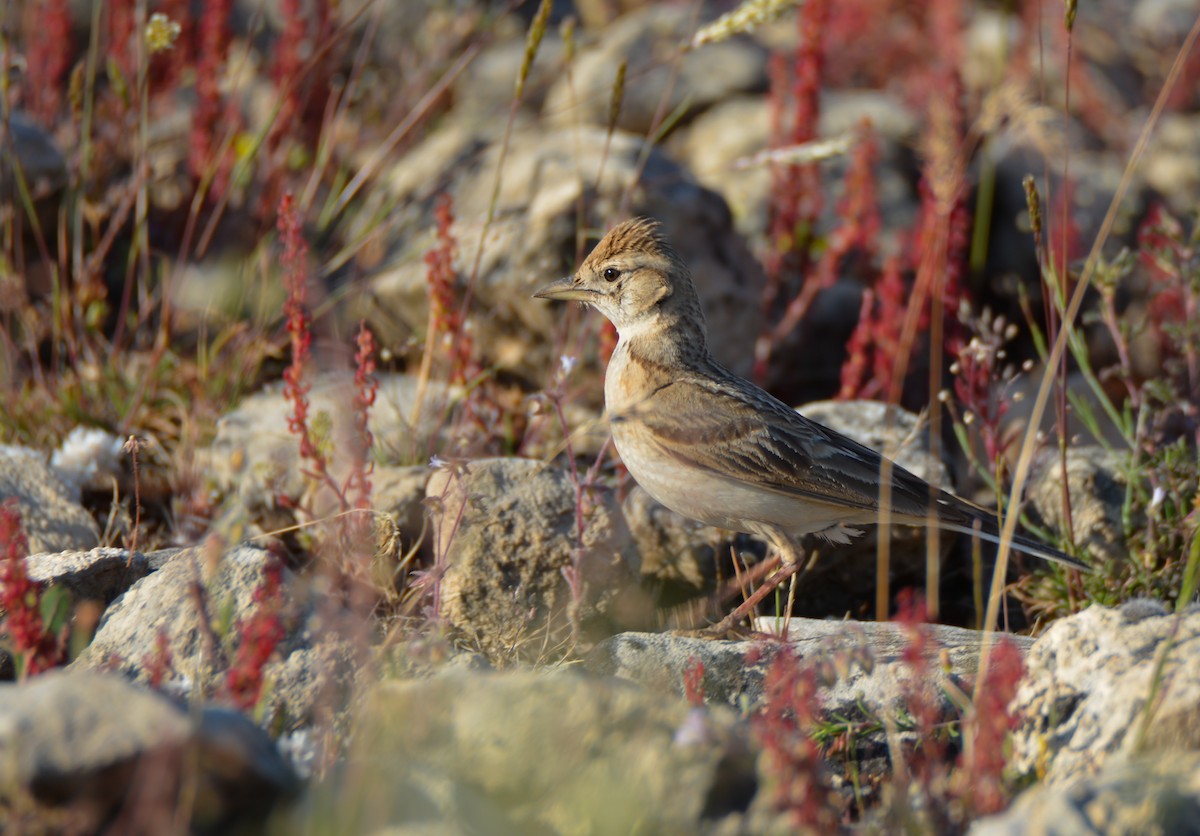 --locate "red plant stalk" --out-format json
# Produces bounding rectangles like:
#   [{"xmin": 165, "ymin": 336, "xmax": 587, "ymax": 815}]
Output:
[
  {"xmin": 0, "ymin": 501, "xmax": 65, "ymax": 677},
  {"xmin": 344, "ymin": 322, "xmax": 379, "ymax": 562},
  {"xmin": 278, "ymin": 193, "xmax": 327, "ymax": 482},
  {"xmin": 954, "ymin": 638, "xmax": 1024, "ymax": 816},
  {"xmin": 814, "ymin": 127, "xmax": 880, "ymax": 289},
  {"xmin": 894, "ymin": 589, "xmax": 948, "ymax": 789},
  {"xmin": 838, "ymin": 287, "xmax": 875, "ymax": 400},
  {"xmin": 751, "ymin": 646, "xmax": 840, "ymax": 828},
  {"xmin": 1140, "ymin": 206, "xmax": 1199, "ymax": 396},
  {"xmin": 423, "ymin": 194, "xmax": 474, "ymax": 384},
  {"xmin": 189, "ymin": 0, "xmax": 234, "ymax": 191},
  {"xmin": 683, "ymin": 656, "xmax": 705, "ymax": 706},
  {"xmin": 225, "ymin": 557, "xmax": 286, "ymax": 710},
  {"xmin": 755, "ymin": 0, "xmax": 829, "ymax": 382},
  {"xmin": 25, "ymin": 0, "xmax": 72, "ymax": 124},
  {"xmin": 349, "ymin": 321, "xmax": 379, "ymax": 513},
  {"xmin": 838, "ymin": 255, "xmax": 905, "ymax": 400}
]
